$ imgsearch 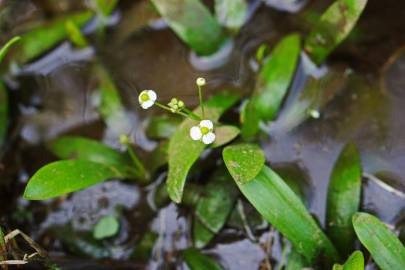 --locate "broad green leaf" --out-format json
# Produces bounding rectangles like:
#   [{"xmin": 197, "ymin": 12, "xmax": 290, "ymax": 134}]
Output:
[
  {"xmin": 0, "ymin": 36, "xmax": 21, "ymax": 64},
  {"xmin": 193, "ymin": 219, "xmax": 215, "ymax": 248},
  {"xmin": 24, "ymin": 160, "xmax": 123, "ymax": 200},
  {"xmin": 333, "ymin": 250, "xmax": 364, "ymax": 270},
  {"xmin": 146, "ymin": 115, "xmax": 182, "ymax": 140},
  {"xmin": 167, "ymin": 92, "xmax": 239, "ymax": 203},
  {"xmin": 49, "ymin": 136, "xmax": 136, "ymax": 178},
  {"xmin": 183, "ymin": 248, "xmax": 224, "ymax": 270},
  {"xmin": 285, "ymin": 248, "xmax": 308, "ymax": 270},
  {"xmin": 14, "ymin": 11, "xmax": 93, "ymax": 64},
  {"xmin": 65, "ymin": 20, "xmax": 88, "ymax": 48},
  {"xmin": 223, "ymin": 151, "xmax": 339, "ymax": 263},
  {"xmin": 215, "ymin": 0, "xmax": 247, "ymax": 32},
  {"xmin": 222, "ymin": 143, "xmax": 265, "ymax": 185},
  {"xmin": 304, "ymin": 0, "xmax": 368, "ymax": 65},
  {"xmin": 353, "ymin": 212, "xmax": 405, "ymax": 270},
  {"xmin": 242, "ymin": 34, "xmax": 301, "ymax": 137},
  {"xmin": 93, "ymin": 215, "xmax": 120, "ymax": 239},
  {"xmin": 326, "ymin": 143, "xmax": 362, "ymax": 256},
  {"xmin": 194, "ymin": 169, "xmax": 239, "ymax": 242},
  {"xmin": 212, "ymin": 125, "xmax": 240, "ymax": 148},
  {"xmin": 0, "ymin": 81, "xmax": 8, "ymax": 146},
  {"xmin": 151, "ymin": 0, "xmax": 226, "ymax": 56},
  {"xmin": 277, "ymin": 66, "xmax": 349, "ymax": 131}
]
